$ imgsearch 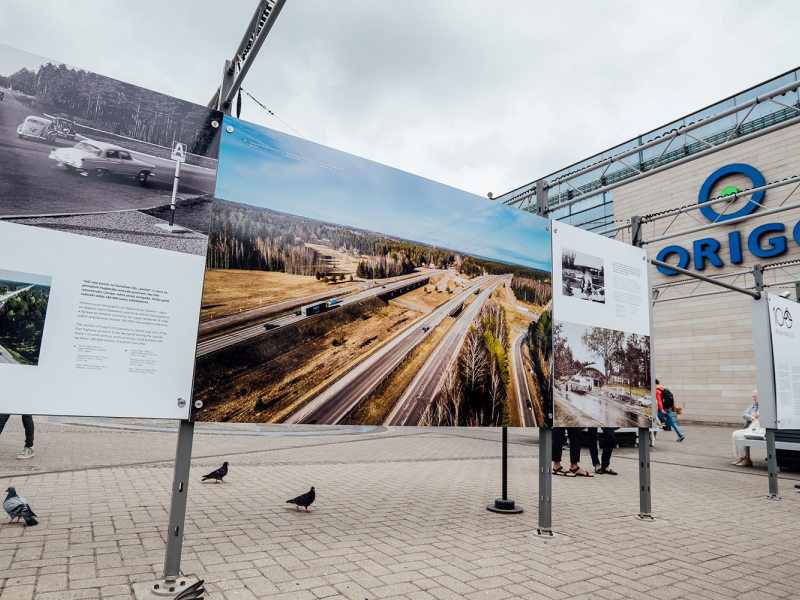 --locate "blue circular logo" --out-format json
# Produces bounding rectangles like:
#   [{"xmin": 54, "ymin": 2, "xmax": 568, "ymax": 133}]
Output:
[{"xmin": 698, "ymin": 163, "xmax": 765, "ymax": 222}]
